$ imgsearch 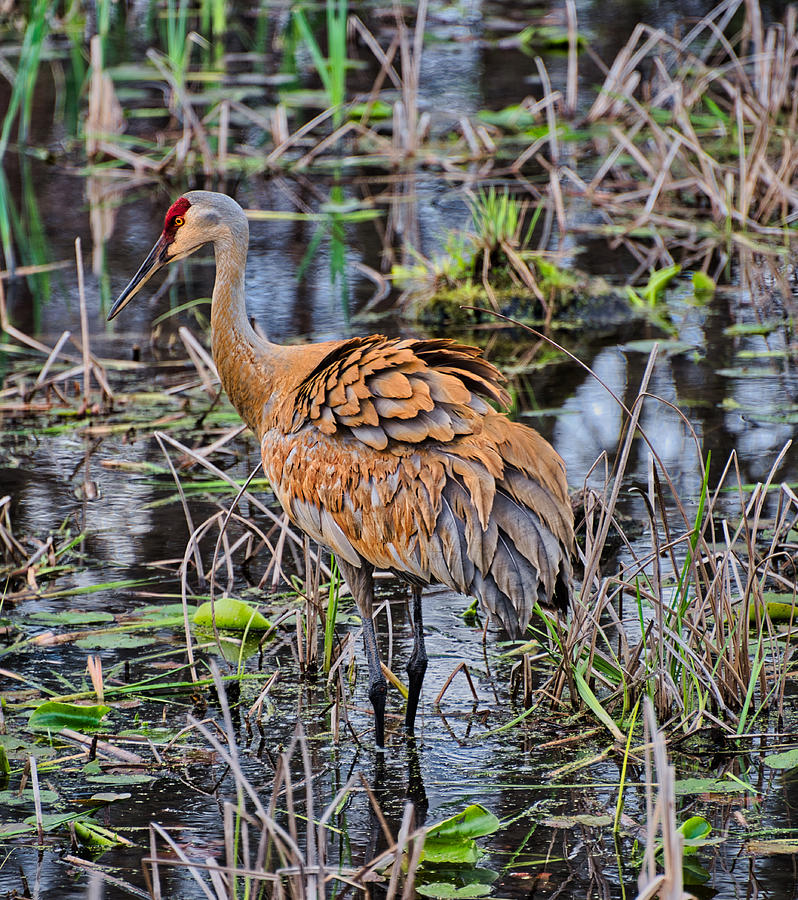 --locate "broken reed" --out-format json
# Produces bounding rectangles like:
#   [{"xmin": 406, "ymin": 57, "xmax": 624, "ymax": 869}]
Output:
[
  {"xmin": 4, "ymin": 0, "xmax": 798, "ymax": 319},
  {"xmin": 579, "ymin": 0, "xmax": 798, "ymax": 275},
  {"xmin": 538, "ymin": 345, "xmax": 797, "ymax": 737},
  {"xmin": 143, "ymin": 662, "xmax": 425, "ymax": 900}
]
